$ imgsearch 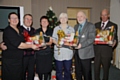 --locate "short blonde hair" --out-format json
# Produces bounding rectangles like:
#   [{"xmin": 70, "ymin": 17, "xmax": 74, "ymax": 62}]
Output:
[{"xmin": 59, "ymin": 13, "xmax": 68, "ymax": 20}]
